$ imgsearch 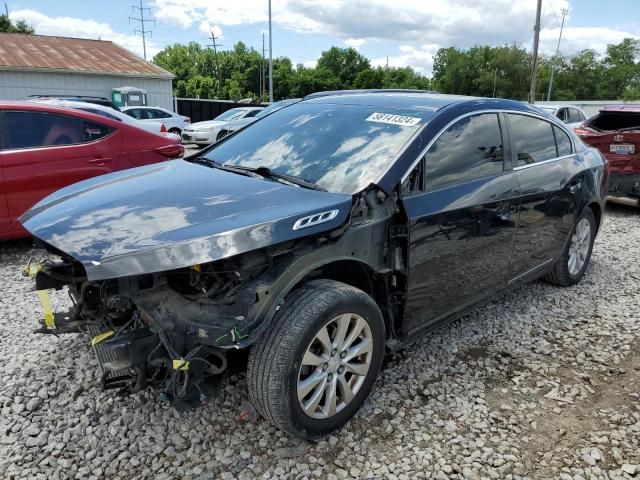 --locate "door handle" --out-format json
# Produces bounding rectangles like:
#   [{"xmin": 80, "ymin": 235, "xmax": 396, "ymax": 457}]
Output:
[
  {"xmin": 568, "ymin": 180, "xmax": 582, "ymax": 194},
  {"xmin": 87, "ymin": 157, "xmax": 112, "ymax": 164}
]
